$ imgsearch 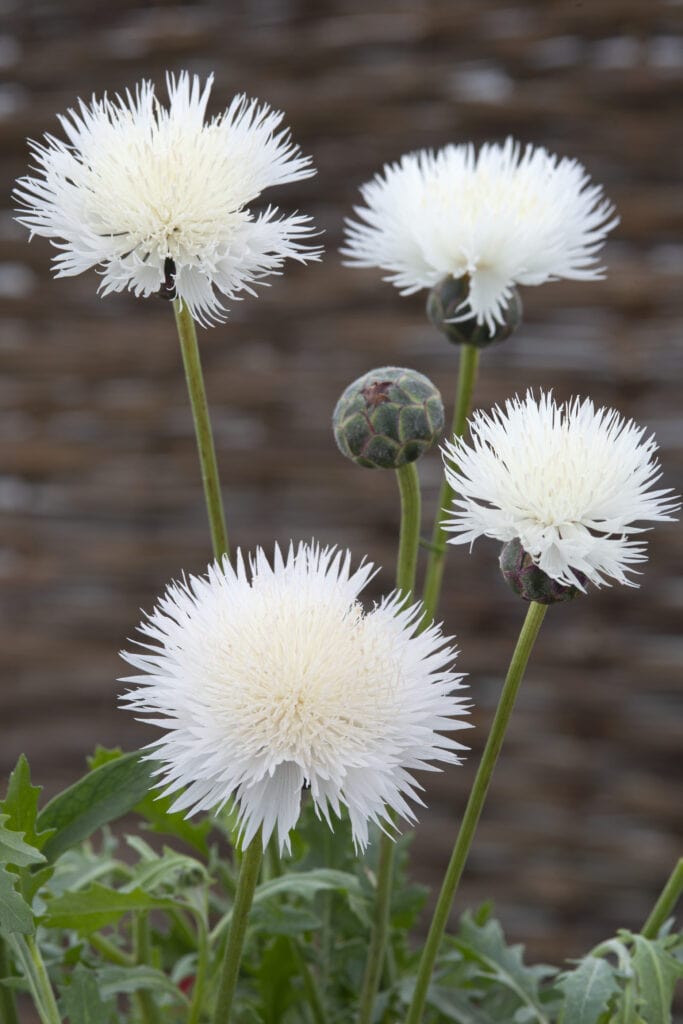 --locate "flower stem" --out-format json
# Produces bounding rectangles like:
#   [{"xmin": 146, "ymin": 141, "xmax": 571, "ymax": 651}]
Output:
[
  {"xmin": 212, "ymin": 835, "xmax": 263, "ymax": 1024},
  {"xmin": 134, "ymin": 914, "xmax": 162, "ymax": 1024},
  {"xmin": 421, "ymin": 343, "xmax": 480, "ymax": 625},
  {"xmin": 0, "ymin": 938, "xmax": 18, "ymax": 1024},
  {"xmin": 23, "ymin": 936, "xmax": 60, "ymax": 1024},
  {"xmin": 406, "ymin": 600, "xmax": 548, "ymax": 1024},
  {"xmin": 641, "ymin": 858, "xmax": 683, "ymax": 939},
  {"xmin": 356, "ymin": 461, "xmax": 421, "ymax": 1024},
  {"xmin": 395, "ymin": 462, "xmax": 422, "ymax": 601},
  {"xmin": 173, "ymin": 301, "xmax": 230, "ymax": 561},
  {"xmin": 187, "ymin": 913, "xmax": 209, "ymax": 1024}
]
